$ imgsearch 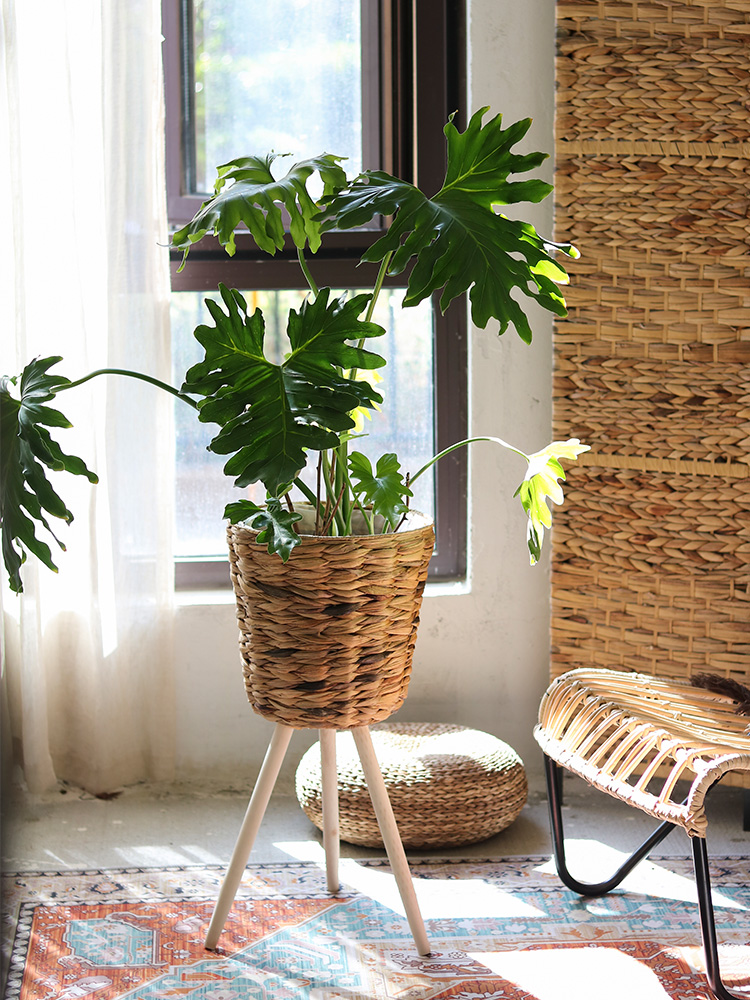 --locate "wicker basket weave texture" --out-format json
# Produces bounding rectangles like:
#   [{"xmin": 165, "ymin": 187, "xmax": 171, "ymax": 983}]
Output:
[
  {"xmin": 227, "ymin": 515, "xmax": 434, "ymax": 730},
  {"xmin": 551, "ymin": 1, "xmax": 750, "ymax": 789},
  {"xmin": 295, "ymin": 722, "xmax": 528, "ymax": 849}
]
